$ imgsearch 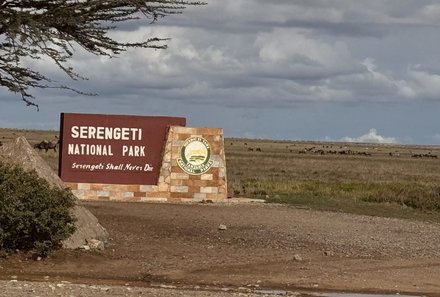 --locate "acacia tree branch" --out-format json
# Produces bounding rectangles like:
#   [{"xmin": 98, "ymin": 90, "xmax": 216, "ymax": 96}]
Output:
[{"xmin": 0, "ymin": 0, "xmax": 206, "ymax": 109}]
